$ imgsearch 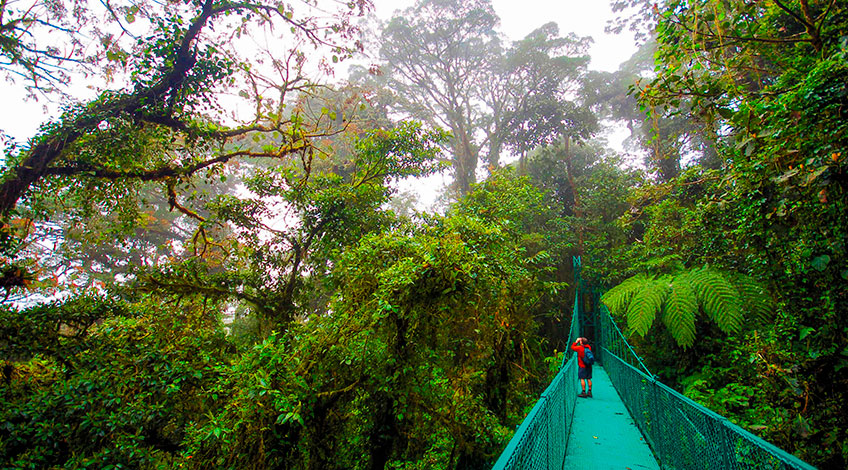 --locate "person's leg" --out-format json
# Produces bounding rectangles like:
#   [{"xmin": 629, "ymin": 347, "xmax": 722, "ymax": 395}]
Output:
[
  {"xmin": 578, "ymin": 368, "xmax": 589, "ymax": 397},
  {"xmin": 587, "ymin": 379, "xmax": 593, "ymax": 397}
]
